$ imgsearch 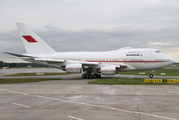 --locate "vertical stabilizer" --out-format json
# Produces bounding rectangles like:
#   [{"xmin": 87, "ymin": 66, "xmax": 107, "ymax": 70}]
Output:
[{"xmin": 16, "ymin": 23, "xmax": 56, "ymax": 54}]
